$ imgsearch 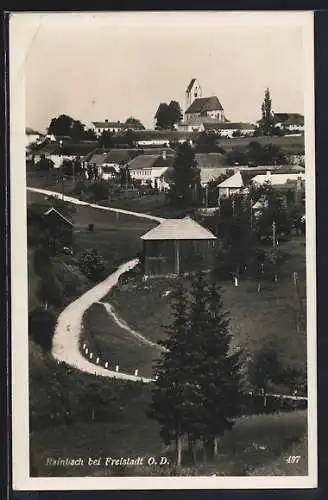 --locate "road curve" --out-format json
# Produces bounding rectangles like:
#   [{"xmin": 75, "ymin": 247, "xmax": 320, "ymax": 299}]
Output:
[
  {"xmin": 27, "ymin": 186, "xmax": 165, "ymax": 223},
  {"xmin": 27, "ymin": 186, "xmax": 166, "ymax": 383}
]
